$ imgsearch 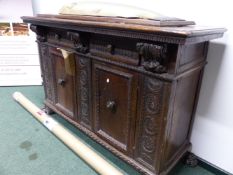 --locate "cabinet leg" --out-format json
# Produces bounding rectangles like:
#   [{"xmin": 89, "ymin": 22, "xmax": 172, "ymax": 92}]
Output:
[
  {"xmin": 44, "ymin": 106, "xmax": 54, "ymax": 115},
  {"xmin": 185, "ymin": 153, "xmax": 198, "ymax": 167}
]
